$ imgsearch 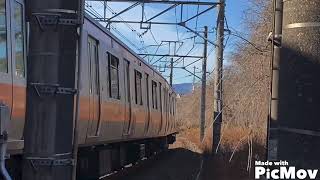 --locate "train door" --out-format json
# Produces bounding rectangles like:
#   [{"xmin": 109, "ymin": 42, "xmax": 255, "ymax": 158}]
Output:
[
  {"xmin": 167, "ymin": 93, "xmax": 171, "ymax": 132},
  {"xmin": 87, "ymin": 36, "xmax": 101, "ymax": 137},
  {"xmin": 159, "ymin": 83, "xmax": 163, "ymax": 133},
  {"xmin": 164, "ymin": 89, "xmax": 167, "ymax": 133},
  {"xmin": 10, "ymin": 0, "xmax": 26, "ymax": 140},
  {"xmin": 122, "ymin": 59, "xmax": 132, "ymax": 136},
  {"xmin": 0, "ymin": 0, "xmax": 13, "ymax": 116},
  {"xmin": 163, "ymin": 88, "xmax": 168, "ymax": 134}
]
